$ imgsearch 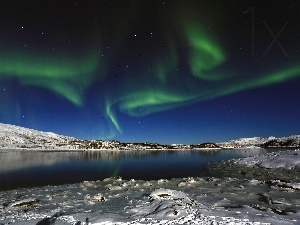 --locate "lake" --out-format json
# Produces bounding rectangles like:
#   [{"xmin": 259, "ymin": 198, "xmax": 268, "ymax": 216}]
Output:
[{"xmin": 0, "ymin": 148, "xmax": 284, "ymax": 191}]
